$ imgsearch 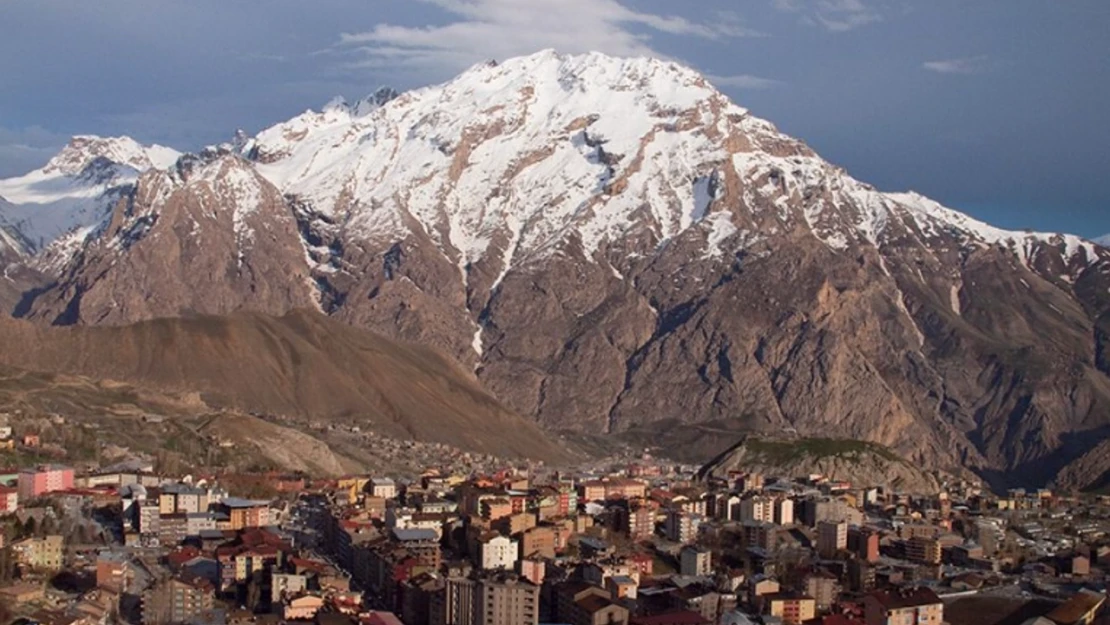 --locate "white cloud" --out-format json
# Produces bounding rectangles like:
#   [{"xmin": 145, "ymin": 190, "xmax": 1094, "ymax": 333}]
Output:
[
  {"xmin": 706, "ymin": 74, "xmax": 782, "ymax": 90},
  {"xmin": 338, "ymin": 0, "xmax": 762, "ymax": 75},
  {"xmin": 773, "ymin": 0, "xmax": 882, "ymax": 32},
  {"xmin": 922, "ymin": 55, "xmax": 991, "ymax": 75}
]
